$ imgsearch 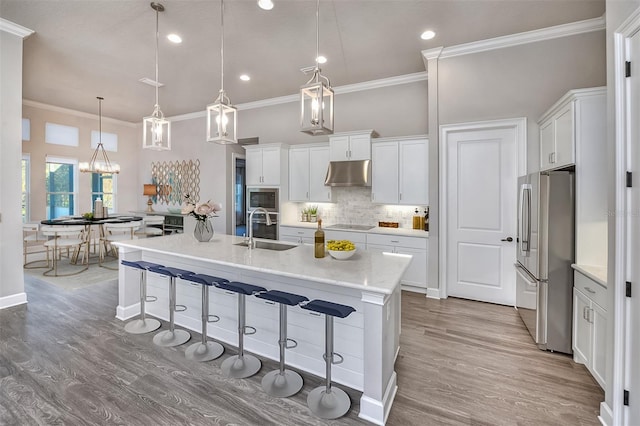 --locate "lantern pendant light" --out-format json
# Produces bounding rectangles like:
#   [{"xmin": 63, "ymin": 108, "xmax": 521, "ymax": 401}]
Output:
[
  {"xmin": 143, "ymin": 2, "xmax": 171, "ymax": 150},
  {"xmin": 300, "ymin": 0, "xmax": 334, "ymax": 136},
  {"xmin": 206, "ymin": 0, "xmax": 238, "ymax": 144},
  {"xmin": 80, "ymin": 97, "xmax": 120, "ymax": 174}
]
